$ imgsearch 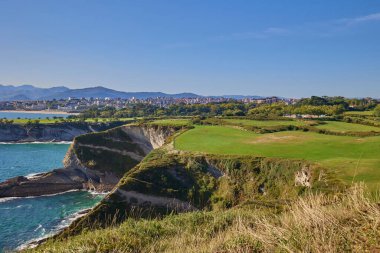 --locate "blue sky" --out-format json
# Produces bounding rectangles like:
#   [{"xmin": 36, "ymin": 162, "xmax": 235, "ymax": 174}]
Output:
[{"xmin": 0, "ymin": 0, "xmax": 379, "ymax": 97}]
